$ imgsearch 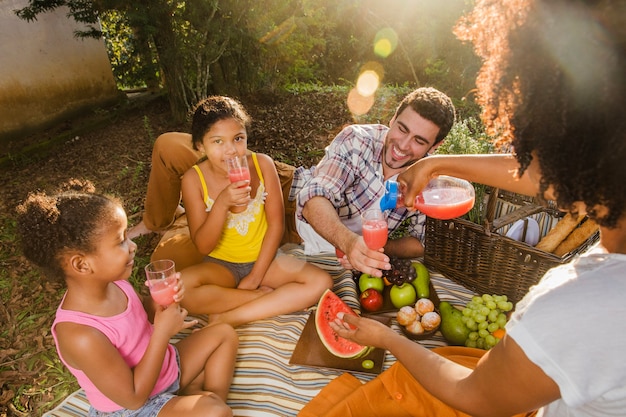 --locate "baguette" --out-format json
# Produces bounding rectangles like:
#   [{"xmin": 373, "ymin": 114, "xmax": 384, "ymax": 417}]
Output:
[
  {"xmin": 535, "ymin": 213, "xmax": 585, "ymax": 253},
  {"xmin": 553, "ymin": 218, "xmax": 599, "ymax": 257}
]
